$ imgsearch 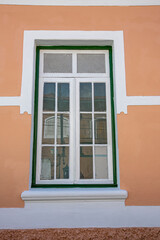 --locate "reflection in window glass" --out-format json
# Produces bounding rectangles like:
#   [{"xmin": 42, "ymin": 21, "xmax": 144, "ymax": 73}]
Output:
[
  {"xmin": 80, "ymin": 146, "xmax": 93, "ymax": 179},
  {"xmin": 58, "ymin": 83, "xmax": 69, "ymax": 112},
  {"xmin": 80, "ymin": 114, "xmax": 92, "ymax": 144},
  {"xmin": 56, "ymin": 147, "xmax": 69, "ymax": 179},
  {"xmin": 57, "ymin": 114, "xmax": 69, "ymax": 144},
  {"xmin": 94, "ymin": 83, "xmax": 106, "ymax": 112},
  {"xmin": 42, "ymin": 114, "xmax": 55, "ymax": 144},
  {"xmin": 80, "ymin": 83, "xmax": 92, "ymax": 112},
  {"xmin": 94, "ymin": 114, "xmax": 107, "ymax": 144},
  {"xmin": 43, "ymin": 83, "xmax": 55, "ymax": 111},
  {"xmin": 95, "ymin": 146, "xmax": 108, "ymax": 179},
  {"xmin": 40, "ymin": 147, "xmax": 54, "ymax": 180}
]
